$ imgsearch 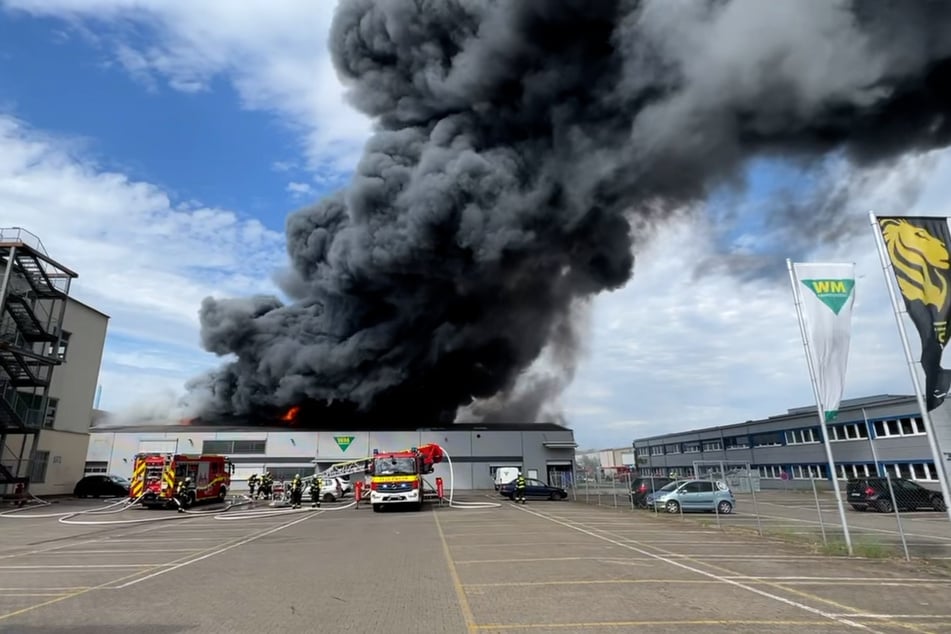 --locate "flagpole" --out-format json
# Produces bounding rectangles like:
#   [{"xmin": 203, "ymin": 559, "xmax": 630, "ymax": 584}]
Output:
[
  {"xmin": 786, "ymin": 258, "xmax": 854, "ymax": 554},
  {"xmin": 868, "ymin": 212, "xmax": 951, "ymax": 525}
]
